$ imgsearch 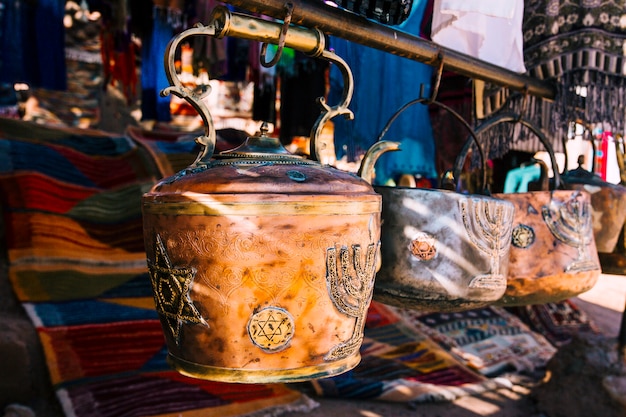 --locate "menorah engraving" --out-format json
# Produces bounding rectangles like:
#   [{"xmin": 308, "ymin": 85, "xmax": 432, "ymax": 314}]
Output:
[
  {"xmin": 325, "ymin": 243, "xmax": 378, "ymax": 361},
  {"xmin": 460, "ymin": 197, "xmax": 515, "ymax": 289},
  {"xmin": 542, "ymin": 191, "xmax": 599, "ymax": 272}
]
